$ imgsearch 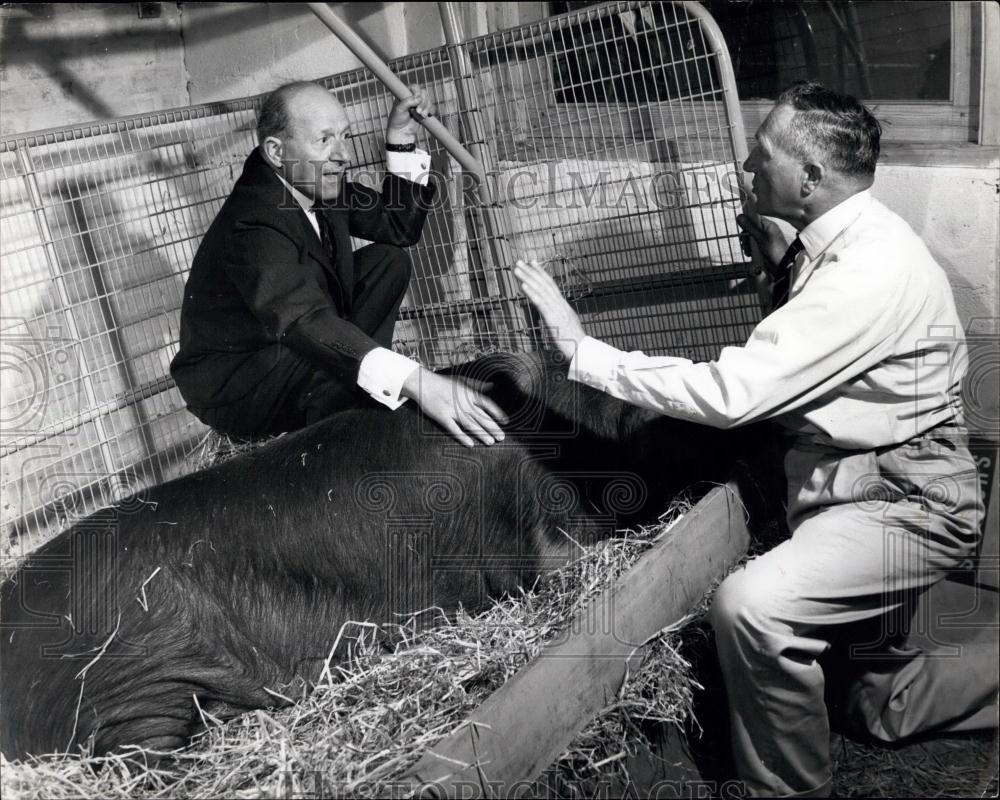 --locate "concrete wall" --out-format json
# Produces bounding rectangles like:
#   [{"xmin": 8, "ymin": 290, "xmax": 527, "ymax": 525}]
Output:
[
  {"xmin": 178, "ymin": 2, "xmax": 546, "ymax": 103},
  {"xmin": 873, "ymin": 165, "xmax": 999, "ymax": 331},
  {"xmin": 0, "ymin": 2, "xmax": 546, "ymax": 130},
  {"xmin": 180, "ymin": 2, "xmax": 416, "ymax": 104},
  {"xmin": 873, "ymin": 164, "xmax": 1000, "ymax": 443},
  {"xmin": 0, "ymin": 2, "xmax": 188, "ymax": 134}
]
